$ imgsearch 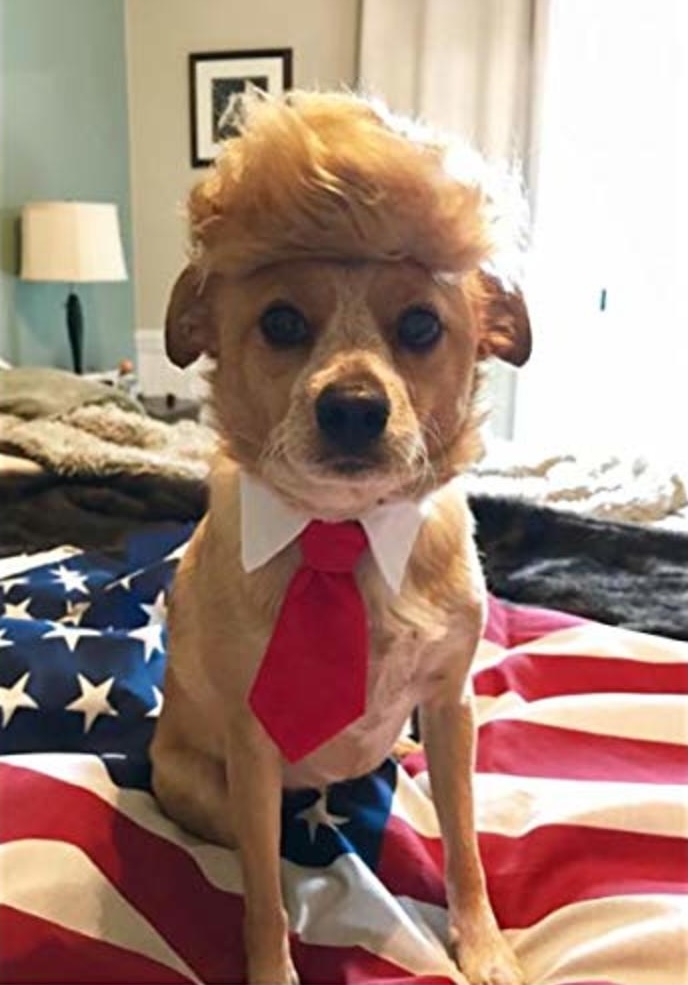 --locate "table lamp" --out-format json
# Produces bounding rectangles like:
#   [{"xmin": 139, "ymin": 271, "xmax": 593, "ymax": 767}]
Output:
[{"xmin": 20, "ymin": 201, "xmax": 128, "ymax": 373}]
